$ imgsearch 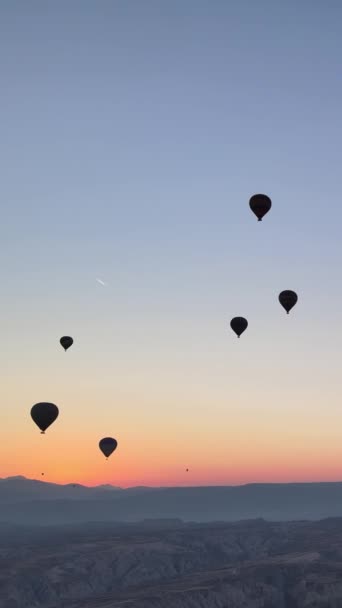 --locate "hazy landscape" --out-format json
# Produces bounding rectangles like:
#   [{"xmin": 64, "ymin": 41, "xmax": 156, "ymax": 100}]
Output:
[
  {"xmin": 2, "ymin": 477, "xmax": 342, "ymax": 525},
  {"xmin": 1, "ymin": 478, "xmax": 342, "ymax": 606},
  {"xmin": 3, "ymin": 504, "xmax": 342, "ymax": 607}
]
